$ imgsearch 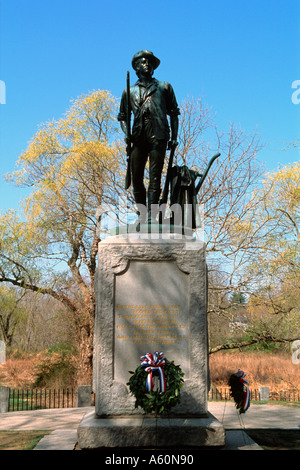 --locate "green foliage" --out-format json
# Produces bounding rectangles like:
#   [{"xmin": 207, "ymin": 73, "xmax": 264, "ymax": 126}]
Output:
[
  {"xmin": 46, "ymin": 342, "xmax": 76, "ymax": 355},
  {"xmin": 0, "ymin": 285, "xmax": 28, "ymax": 346},
  {"xmin": 239, "ymin": 334, "xmax": 282, "ymax": 353},
  {"xmin": 33, "ymin": 346, "xmax": 77, "ymax": 388},
  {"xmin": 127, "ymin": 360, "xmax": 184, "ymax": 415},
  {"xmin": 230, "ymin": 292, "xmax": 247, "ymax": 305}
]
